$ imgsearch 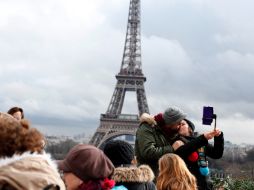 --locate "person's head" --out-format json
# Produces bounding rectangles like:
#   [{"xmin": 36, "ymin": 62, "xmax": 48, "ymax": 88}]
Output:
[
  {"xmin": 0, "ymin": 112, "xmax": 44, "ymax": 157},
  {"xmin": 58, "ymin": 144, "xmax": 114, "ymax": 190},
  {"xmin": 7, "ymin": 107, "xmax": 24, "ymax": 120},
  {"xmin": 157, "ymin": 153, "xmax": 197, "ymax": 190},
  {"xmin": 178, "ymin": 119, "xmax": 195, "ymax": 136},
  {"xmin": 161, "ymin": 106, "xmax": 186, "ymax": 133},
  {"xmin": 103, "ymin": 140, "xmax": 134, "ymax": 167}
]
